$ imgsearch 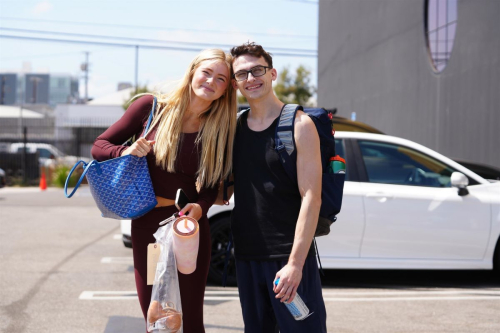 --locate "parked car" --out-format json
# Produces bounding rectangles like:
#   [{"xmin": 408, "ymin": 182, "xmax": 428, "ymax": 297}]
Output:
[
  {"xmin": 9, "ymin": 143, "xmax": 89, "ymax": 167},
  {"xmin": 0, "ymin": 167, "xmax": 5, "ymax": 188},
  {"xmin": 121, "ymin": 132, "xmax": 500, "ymax": 285}
]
